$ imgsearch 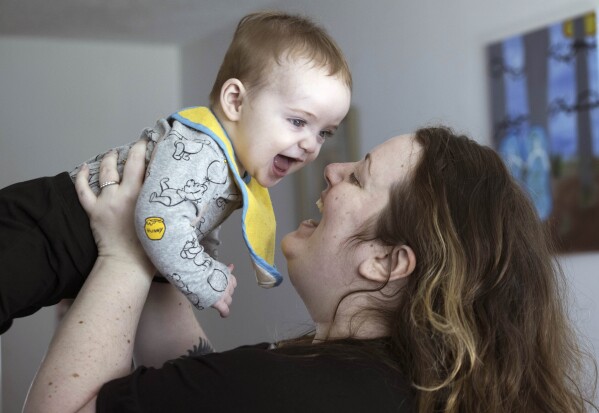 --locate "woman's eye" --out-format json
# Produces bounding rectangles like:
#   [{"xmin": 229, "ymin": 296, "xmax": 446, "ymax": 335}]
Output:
[
  {"xmin": 289, "ymin": 118, "xmax": 306, "ymax": 128},
  {"xmin": 349, "ymin": 172, "xmax": 362, "ymax": 187}
]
